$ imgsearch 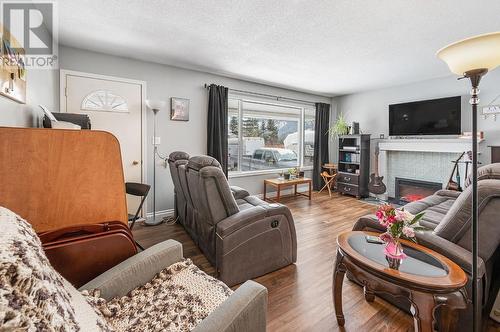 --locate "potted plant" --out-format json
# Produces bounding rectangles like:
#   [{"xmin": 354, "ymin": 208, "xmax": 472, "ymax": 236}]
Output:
[
  {"xmin": 328, "ymin": 113, "xmax": 350, "ymax": 138},
  {"xmin": 375, "ymin": 204, "xmax": 425, "ymax": 269},
  {"xmin": 285, "ymin": 168, "xmax": 297, "ymax": 180}
]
